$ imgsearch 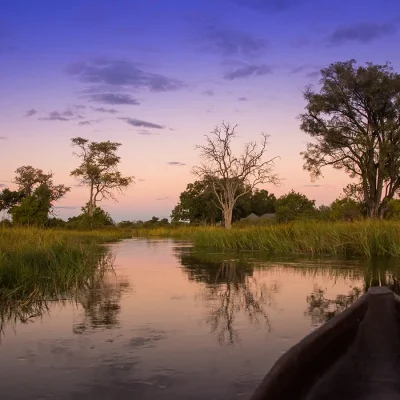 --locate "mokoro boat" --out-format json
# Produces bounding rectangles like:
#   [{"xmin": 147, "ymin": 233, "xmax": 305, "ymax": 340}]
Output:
[{"xmin": 249, "ymin": 286, "xmax": 400, "ymax": 400}]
